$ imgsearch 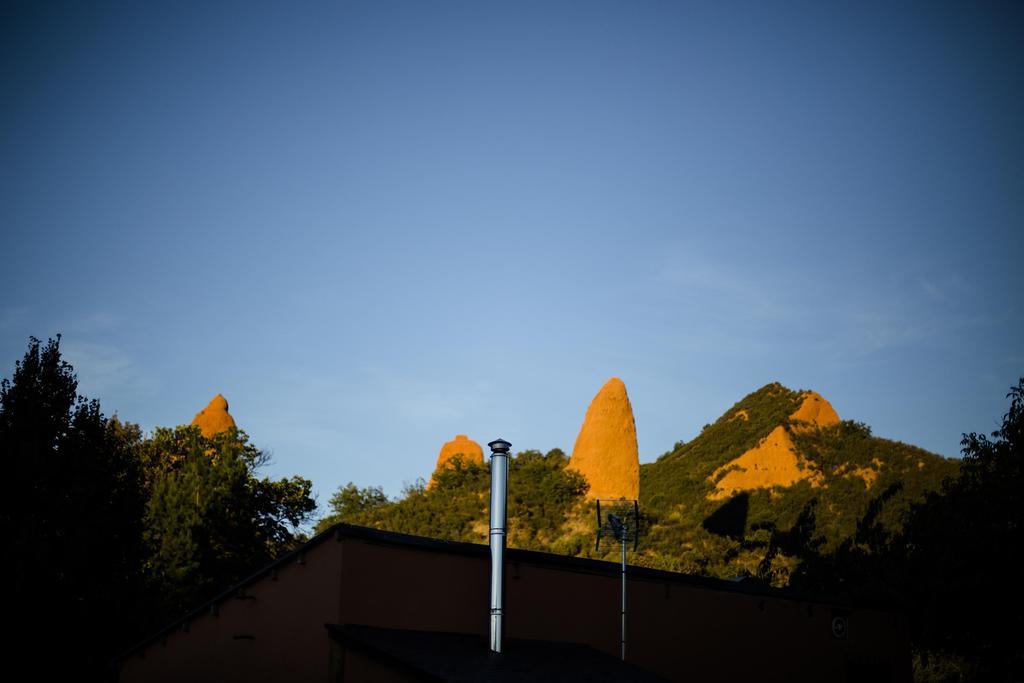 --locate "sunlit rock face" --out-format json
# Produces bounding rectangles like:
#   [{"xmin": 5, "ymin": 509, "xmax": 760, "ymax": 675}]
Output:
[
  {"xmin": 568, "ymin": 377, "xmax": 640, "ymax": 500},
  {"xmin": 789, "ymin": 391, "xmax": 840, "ymax": 432},
  {"xmin": 708, "ymin": 425, "xmax": 823, "ymax": 500},
  {"xmin": 429, "ymin": 434, "xmax": 484, "ymax": 487},
  {"xmin": 707, "ymin": 390, "xmax": 840, "ymax": 499},
  {"xmin": 191, "ymin": 394, "xmax": 236, "ymax": 437}
]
